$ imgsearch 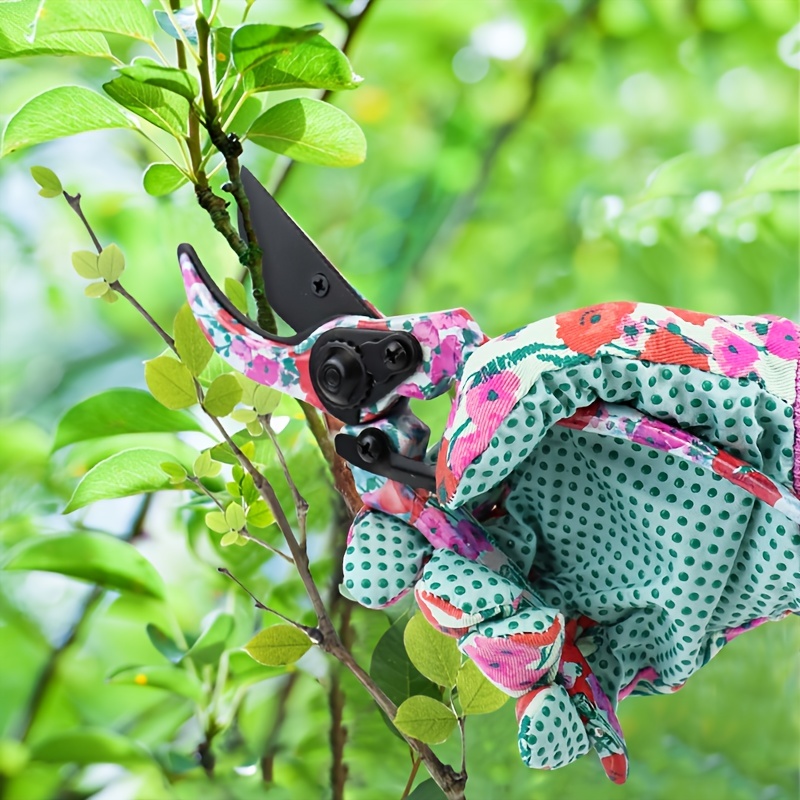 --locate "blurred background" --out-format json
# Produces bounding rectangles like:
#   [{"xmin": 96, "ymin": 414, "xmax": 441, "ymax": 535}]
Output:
[{"xmin": 0, "ymin": 0, "xmax": 798, "ymax": 798}]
